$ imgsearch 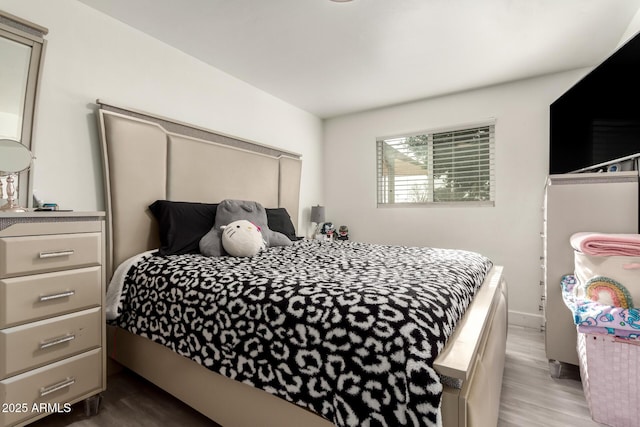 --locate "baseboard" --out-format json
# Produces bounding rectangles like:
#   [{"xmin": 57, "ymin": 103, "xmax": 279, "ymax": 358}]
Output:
[{"xmin": 508, "ymin": 310, "xmax": 543, "ymax": 330}]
